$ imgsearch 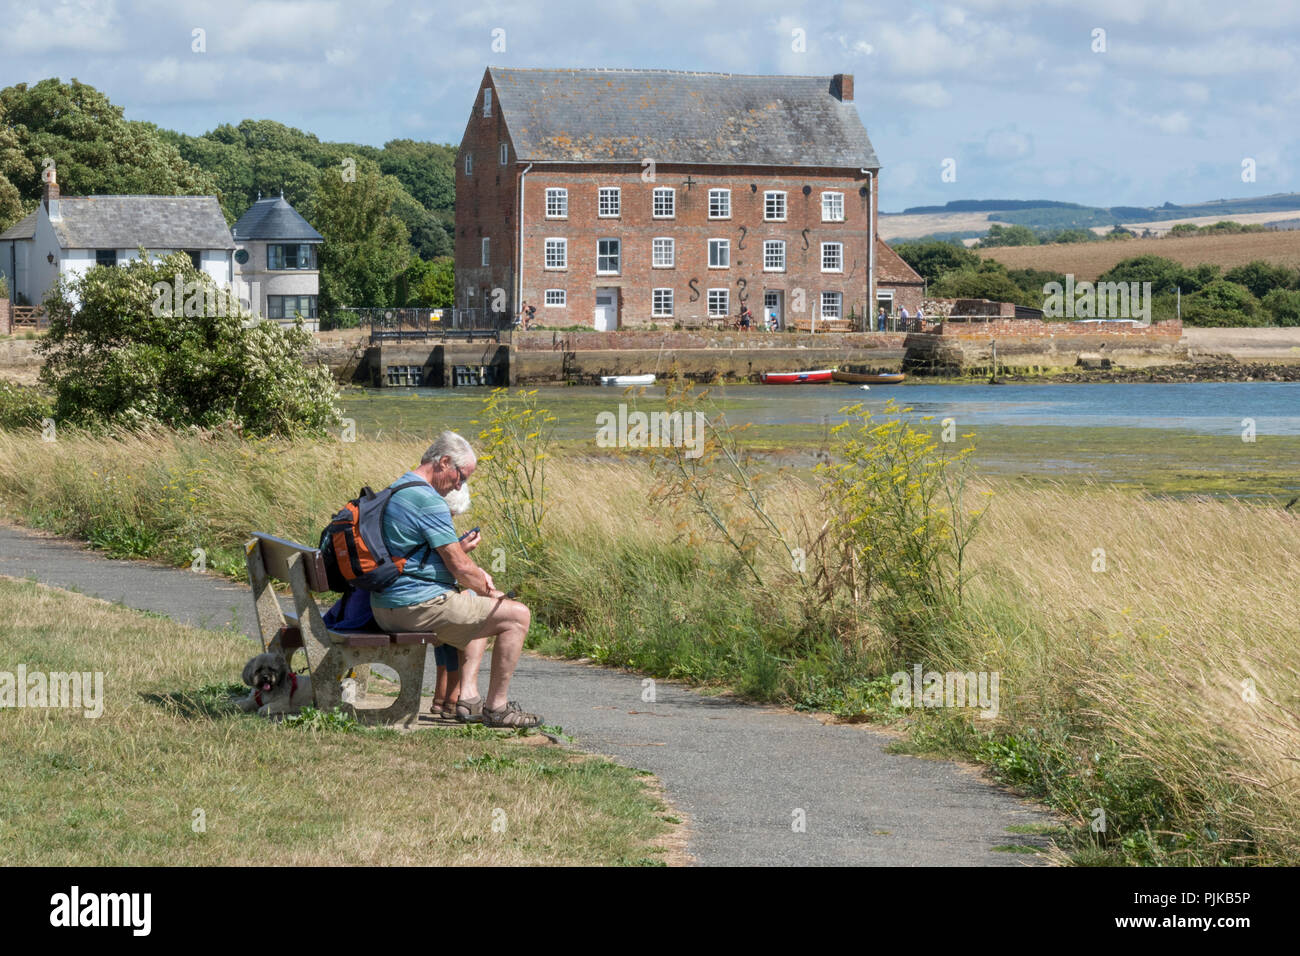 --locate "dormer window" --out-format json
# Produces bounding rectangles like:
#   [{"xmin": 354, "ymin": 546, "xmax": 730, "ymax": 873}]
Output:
[{"xmin": 483, "ymin": 88, "xmax": 492, "ymax": 117}]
